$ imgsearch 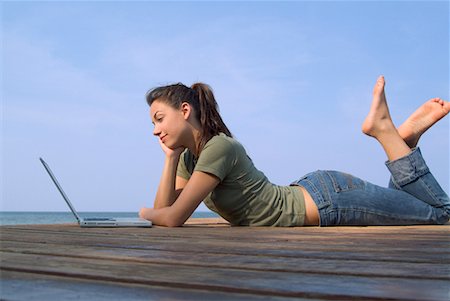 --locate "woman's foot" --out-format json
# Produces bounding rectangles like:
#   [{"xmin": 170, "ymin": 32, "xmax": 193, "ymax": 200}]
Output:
[
  {"xmin": 397, "ymin": 98, "xmax": 450, "ymax": 148},
  {"xmin": 362, "ymin": 76, "xmax": 397, "ymax": 138},
  {"xmin": 362, "ymin": 76, "xmax": 412, "ymax": 161}
]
